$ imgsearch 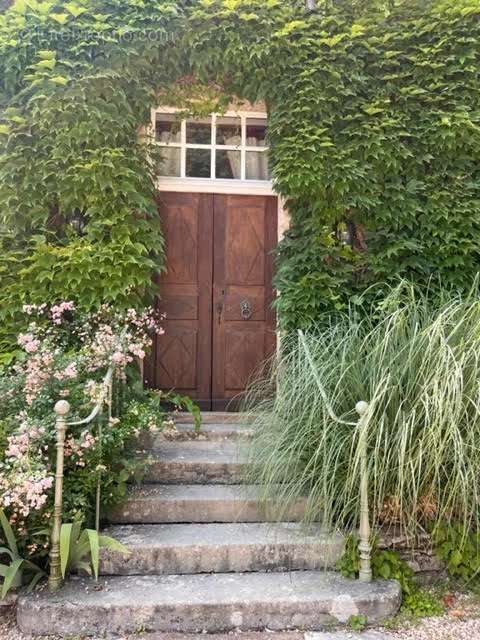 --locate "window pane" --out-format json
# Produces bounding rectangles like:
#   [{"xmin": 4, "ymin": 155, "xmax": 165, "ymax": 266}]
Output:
[
  {"xmin": 186, "ymin": 119, "xmax": 211, "ymax": 144},
  {"xmin": 155, "ymin": 114, "xmax": 181, "ymax": 144},
  {"xmin": 246, "ymin": 118, "xmax": 268, "ymax": 147},
  {"xmin": 246, "ymin": 150, "xmax": 270, "ymax": 180},
  {"xmin": 216, "ymin": 150, "xmax": 240, "ymax": 179},
  {"xmin": 216, "ymin": 117, "xmax": 241, "ymax": 146},
  {"xmin": 157, "ymin": 148, "xmax": 181, "ymax": 177},
  {"xmin": 186, "ymin": 148, "xmax": 211, "ymax": 178}
]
